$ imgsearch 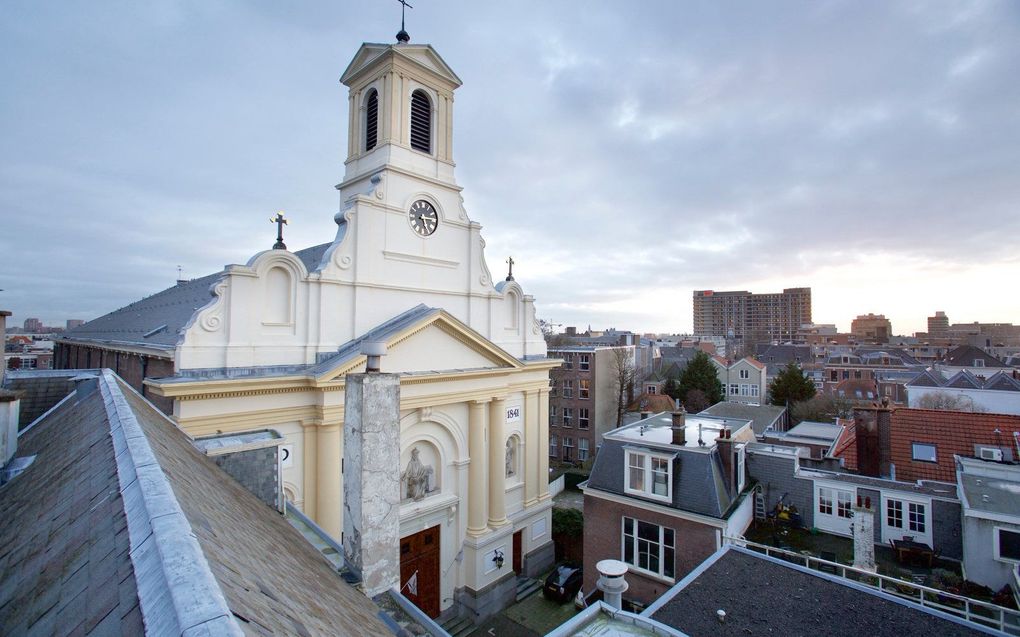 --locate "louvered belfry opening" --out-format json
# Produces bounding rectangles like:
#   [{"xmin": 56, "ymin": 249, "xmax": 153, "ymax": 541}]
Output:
[
  {"xmin": 365, "ymin": 90, "xmax": 378, "ymax": 151},
  {"xmin": 410, "ymin": 89, "xmax": 432, "ymax": 153}
]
